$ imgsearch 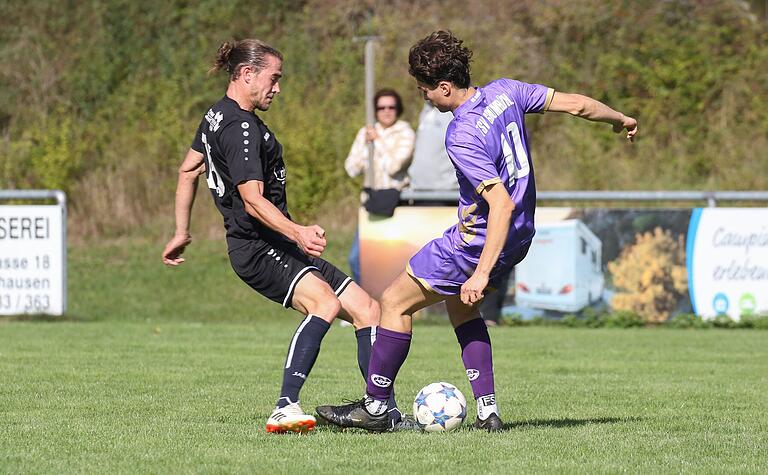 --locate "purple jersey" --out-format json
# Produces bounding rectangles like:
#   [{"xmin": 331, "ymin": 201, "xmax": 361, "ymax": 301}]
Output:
[
  {"xmin": 407, "ymin": 79, "xmax": 553, "ymax": 295},
  {"xmin": 446, "ymin": 78, "xmax": 553, "ymax": 259}
]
